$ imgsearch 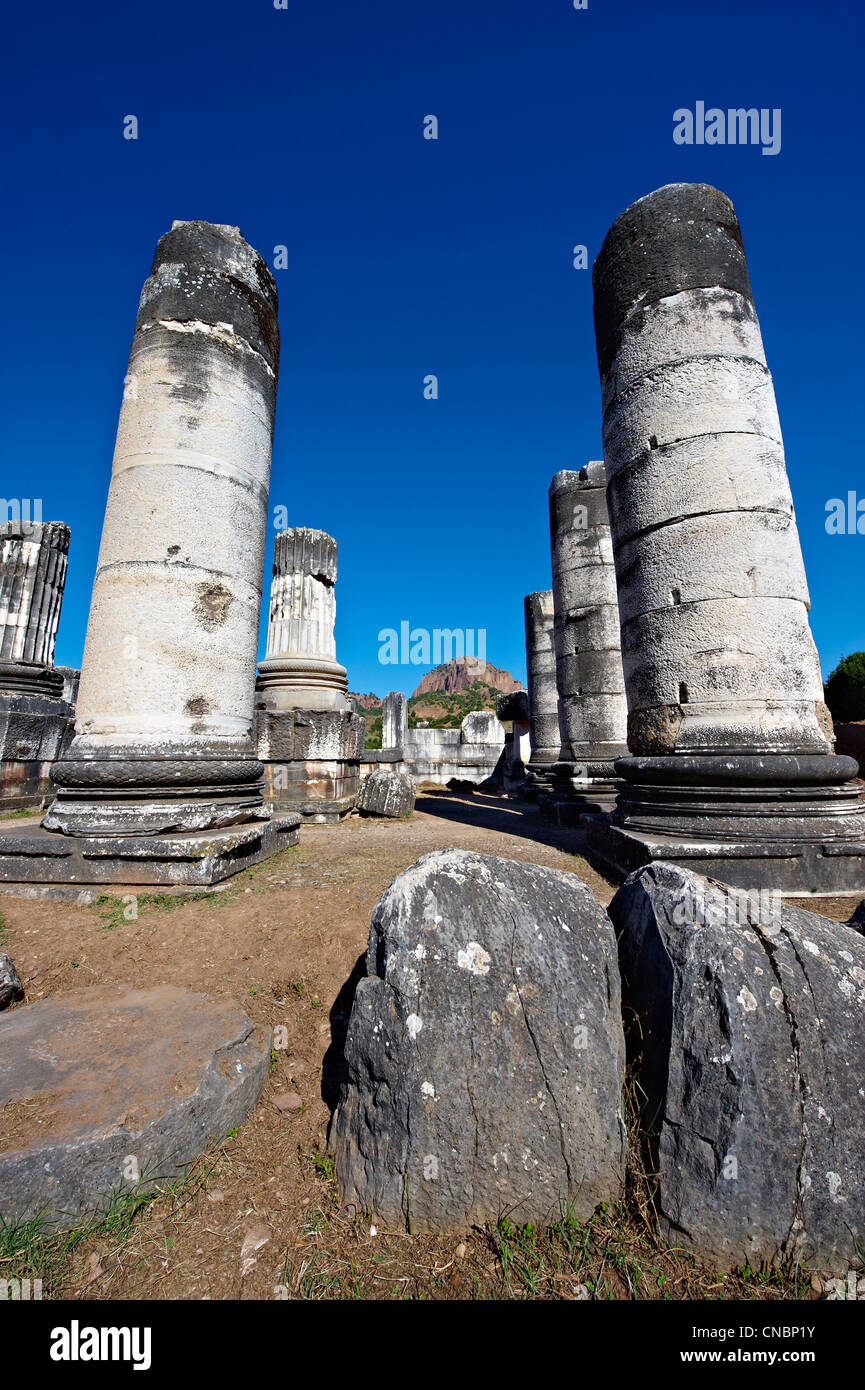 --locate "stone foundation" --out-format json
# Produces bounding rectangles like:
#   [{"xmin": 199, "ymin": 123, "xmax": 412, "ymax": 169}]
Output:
[
  {"xmin": 0, "ymin": 813, "xmax": 300, "ymax": 893},
  {"xmin": 255, "ymin": 706, "xmax": 363, "ymax": 822}
]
